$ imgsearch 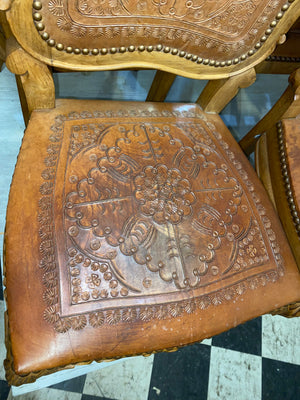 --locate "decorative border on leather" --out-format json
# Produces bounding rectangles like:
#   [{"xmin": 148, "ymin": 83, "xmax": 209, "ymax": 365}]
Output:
[
  {"xmin": 266, "ymin": 55, "xmax": 300, "ymax": 63},
  {"xmin": 38, "ymin": 108, "xmax": 285, "ymax": 333},
  {"xmin": 3, "ymin": 308, "xmax": 178, "ymax": 386},
  {"xmin": 277, "ymin": 120, "xmax": 300, "ymax": 237},
  {"xmin": 32, "ymin": 0, "xmax": 295, "ymax": 68}
]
